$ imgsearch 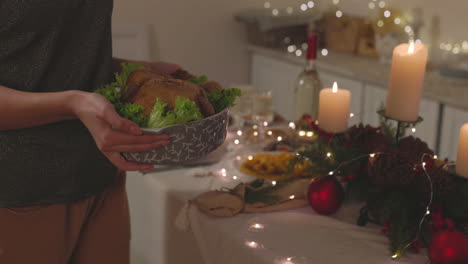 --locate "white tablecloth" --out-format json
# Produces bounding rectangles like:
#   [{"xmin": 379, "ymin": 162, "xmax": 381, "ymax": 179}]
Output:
[{"xmin": 126, "ymin": 146, "xmax": 428, "ymax": 264}]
